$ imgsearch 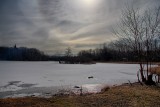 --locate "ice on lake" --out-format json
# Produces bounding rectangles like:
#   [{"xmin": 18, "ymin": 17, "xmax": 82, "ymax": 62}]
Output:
[{"xmin": 0, "ymin": 61, "xmax": 139, "ymax": 98}]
